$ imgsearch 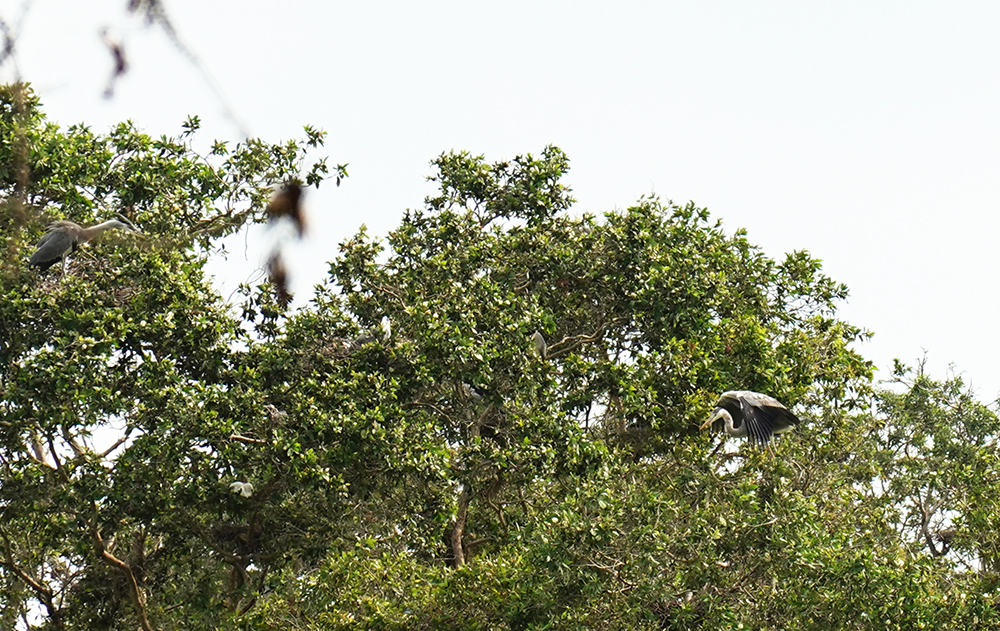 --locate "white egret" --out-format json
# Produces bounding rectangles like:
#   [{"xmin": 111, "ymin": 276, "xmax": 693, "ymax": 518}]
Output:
[{"xmin": 229, "ymin": 481, "xmax": 254, "ymax": 498}]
